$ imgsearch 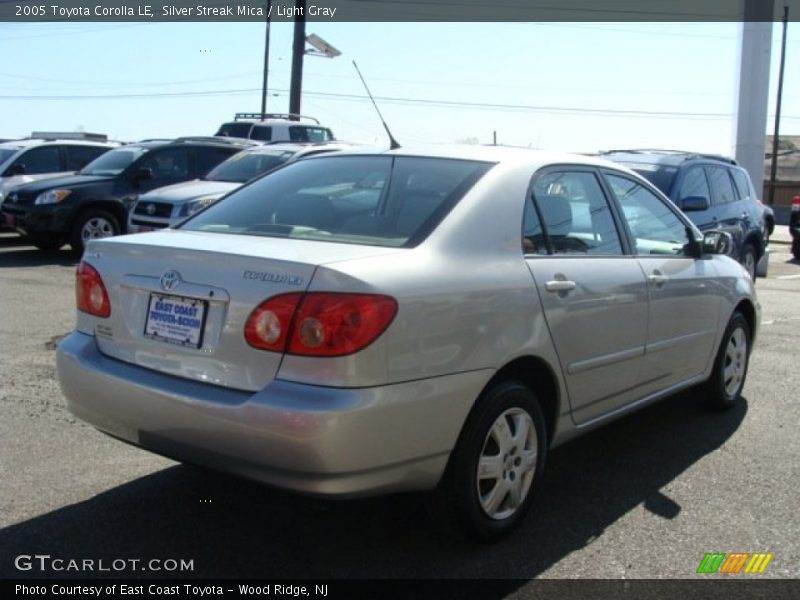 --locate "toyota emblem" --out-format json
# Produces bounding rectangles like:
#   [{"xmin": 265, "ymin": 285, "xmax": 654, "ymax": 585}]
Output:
[
  {"xmin": 146, "ymin": 203, "xmax": 156, "ymax": 216},
  {"xmin": 160, "ymin": 270, "xmax": 181, "ymax": 291}
]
